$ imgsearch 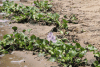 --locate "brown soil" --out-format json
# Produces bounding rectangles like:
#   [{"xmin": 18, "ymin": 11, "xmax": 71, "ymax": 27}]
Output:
[{"xmin": 0, "ymin": 51, "xmax": 59, "ymax": 67}]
